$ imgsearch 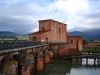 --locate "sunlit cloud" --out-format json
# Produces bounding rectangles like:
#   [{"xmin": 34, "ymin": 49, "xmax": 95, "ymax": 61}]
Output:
[{"xmin": 0, "ymin": 0, "xmax": 100, "ymax": 33}]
